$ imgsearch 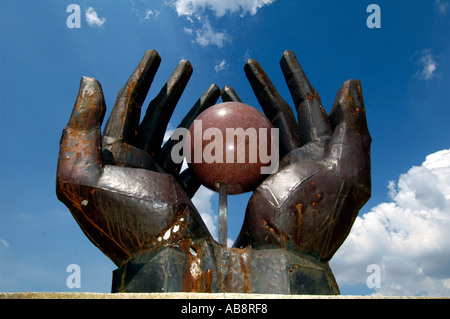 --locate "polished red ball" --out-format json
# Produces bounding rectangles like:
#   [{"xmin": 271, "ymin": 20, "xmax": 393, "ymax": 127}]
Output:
[{"xmin": 187, "ymin": 102, "xmax": 273, "ymax": 195}]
